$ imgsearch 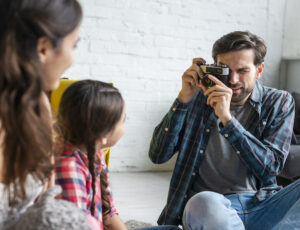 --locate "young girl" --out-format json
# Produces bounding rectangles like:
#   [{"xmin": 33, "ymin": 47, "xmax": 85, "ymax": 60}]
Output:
[
  {"xmin": 55, "ymin": 80, "xmax": 181, "ymax": 230},
  {"xmin": 0, "ymin": 0, "xmax": 94, "ymax": 229},
  {"xmin": 55, "ymin": 80, "xmax": 127, "ymax": 230}
]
